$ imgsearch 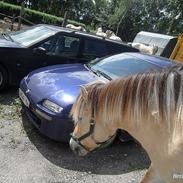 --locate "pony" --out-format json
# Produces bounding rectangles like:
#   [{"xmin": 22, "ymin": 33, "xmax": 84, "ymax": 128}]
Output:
[
  {"xmin": 70, "ymin": 65, "xmax": 183, "ymax": 183},
  {"xmin": 0, "ymin": 17, "xmax": 12, "ymax": 33},
  {"xmin": 3, "ymin": 17, "xmax": 12, "ymax": 24},
  {"xmin": 66, "ymin": 24, "xmax": 86, "ymax": 32},
  {"xmin": 96, "ymin": 27, "xmax": 107, "ymax": 37},
  {"xmin": 106, "ymin": 30, "xmax": 122, "ymax": 42},
  {"xmin": 131, "ymin": 42, "xmax": 158, "ymax": 55}
]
